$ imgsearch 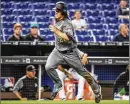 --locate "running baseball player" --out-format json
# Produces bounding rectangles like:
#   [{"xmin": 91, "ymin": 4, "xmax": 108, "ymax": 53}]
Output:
[{"xmin": 45, "ymin": 1, "xmax": 102, "ymax": 103}]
